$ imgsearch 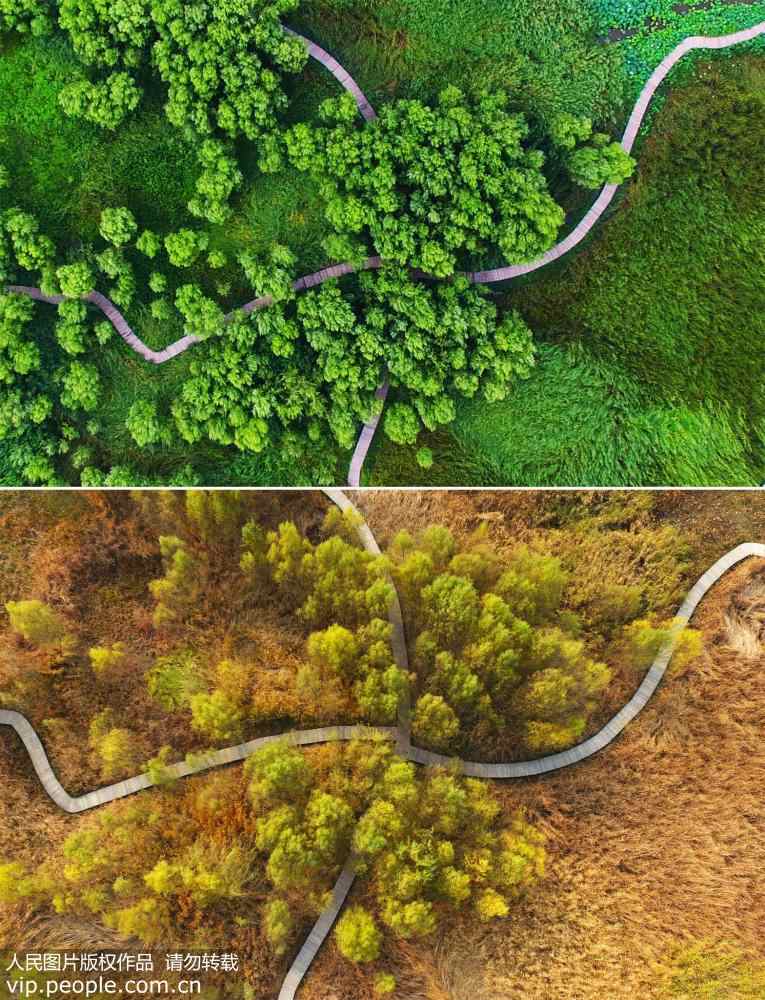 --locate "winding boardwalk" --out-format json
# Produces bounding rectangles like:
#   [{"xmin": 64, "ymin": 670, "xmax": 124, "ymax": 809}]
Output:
[
  {"xmin": 0, "ymin": 718, "xmax": 394, "ymax": 813},
  {"xmin": 4, "ymin": 21, "xmax": 764, "ymax": 476},
  {"xmin": 1, "ymin": 489, "xmax": 763, "ymax": 996}
]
